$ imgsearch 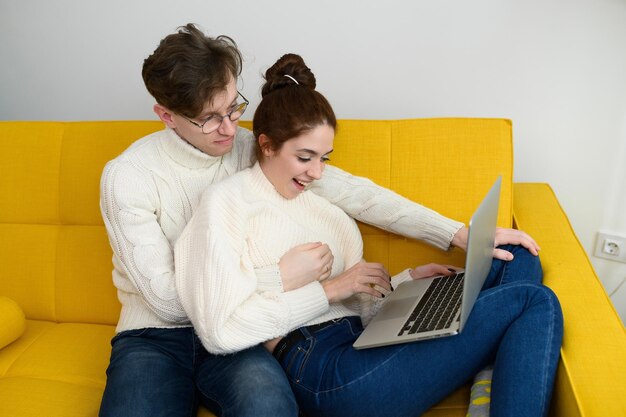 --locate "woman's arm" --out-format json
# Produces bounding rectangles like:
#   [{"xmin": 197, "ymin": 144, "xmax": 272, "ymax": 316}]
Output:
[{"xmin": 174, "ymin": 188, "xmax": 330, "ymax": 355}]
